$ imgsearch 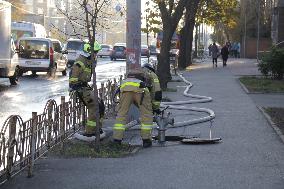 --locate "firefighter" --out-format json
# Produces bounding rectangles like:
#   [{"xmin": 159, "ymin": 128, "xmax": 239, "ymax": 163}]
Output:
[
  {"xmin": 69, "ymin": 41, "xmax": 105, "ymax": 139},
  {"xmin": 141, "ymin": 63, "xmax": 162, "ymax": 115},
  {"xmin": 113, "ymin": 64, "xmax": 162, "ymax": 148}
]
